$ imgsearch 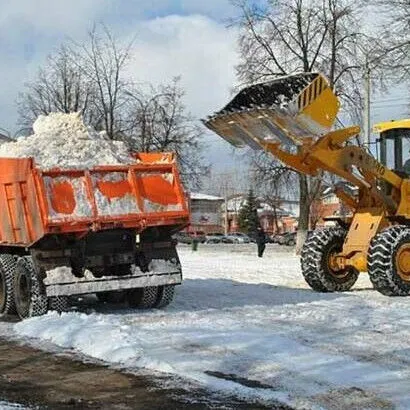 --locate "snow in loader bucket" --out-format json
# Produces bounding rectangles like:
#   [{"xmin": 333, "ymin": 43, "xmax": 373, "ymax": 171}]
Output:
[{"xmin": 203, "ymin": 72, "xmax": 339, "ymax": 152}]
